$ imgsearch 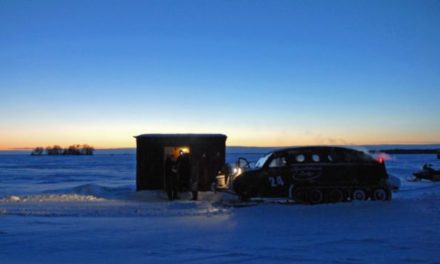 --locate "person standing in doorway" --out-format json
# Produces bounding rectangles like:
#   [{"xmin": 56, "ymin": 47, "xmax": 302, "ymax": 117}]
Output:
[
  {"xmin": 176, "ymin": 150, "xmax": 191, "ymax": 195},
  {"xmin": 165, "ymin": 155, "xmax": 178, "ymax": 201},
  {"xmin": 190, "ymin": 160, "xmax": 199, "ymax": 201}
]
